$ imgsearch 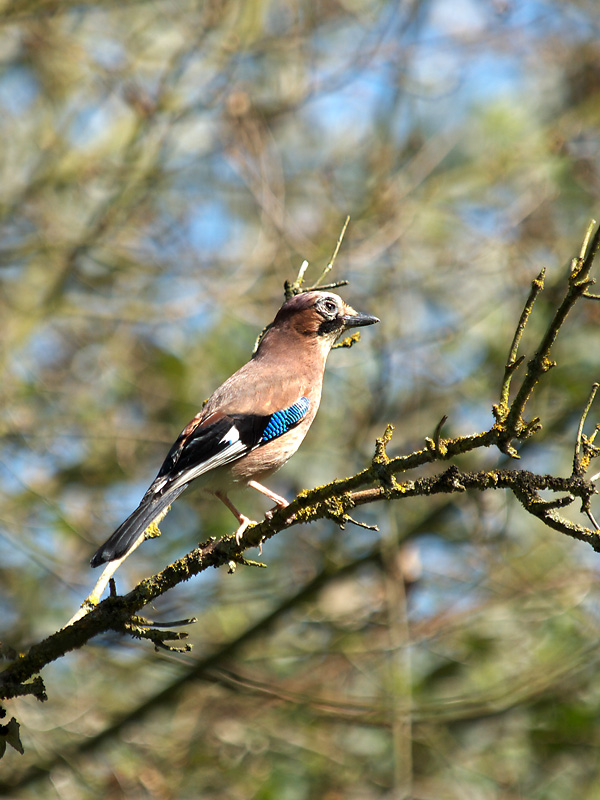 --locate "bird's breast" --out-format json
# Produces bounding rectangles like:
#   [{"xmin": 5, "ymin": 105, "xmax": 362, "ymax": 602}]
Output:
[{"xmin": 229, "ymin": 414, "xmax": 315, "ymax": 483}]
